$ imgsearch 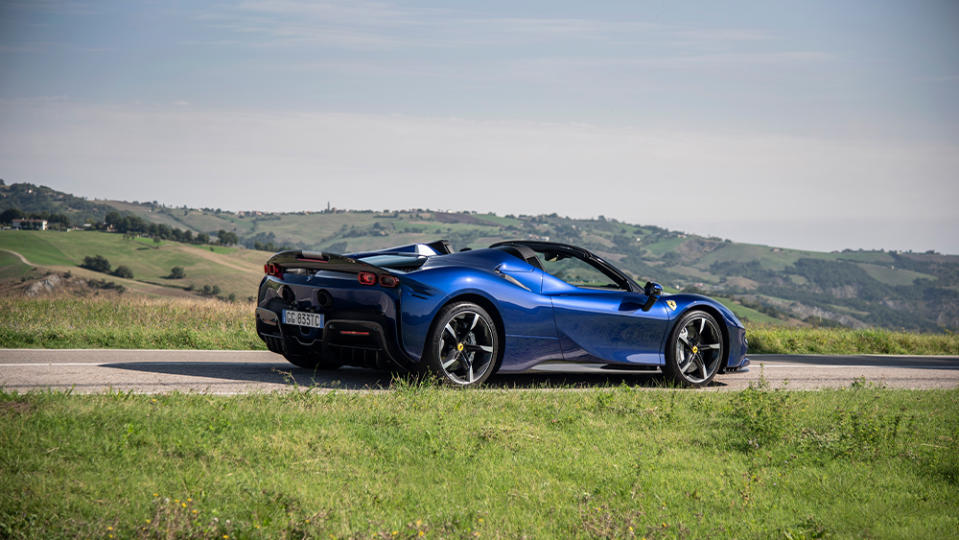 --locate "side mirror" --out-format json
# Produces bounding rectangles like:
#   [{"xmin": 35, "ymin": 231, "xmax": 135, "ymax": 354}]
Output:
[{"xmin": 641, "ymin": 281, "xmax": 662, "ymax": 311}]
